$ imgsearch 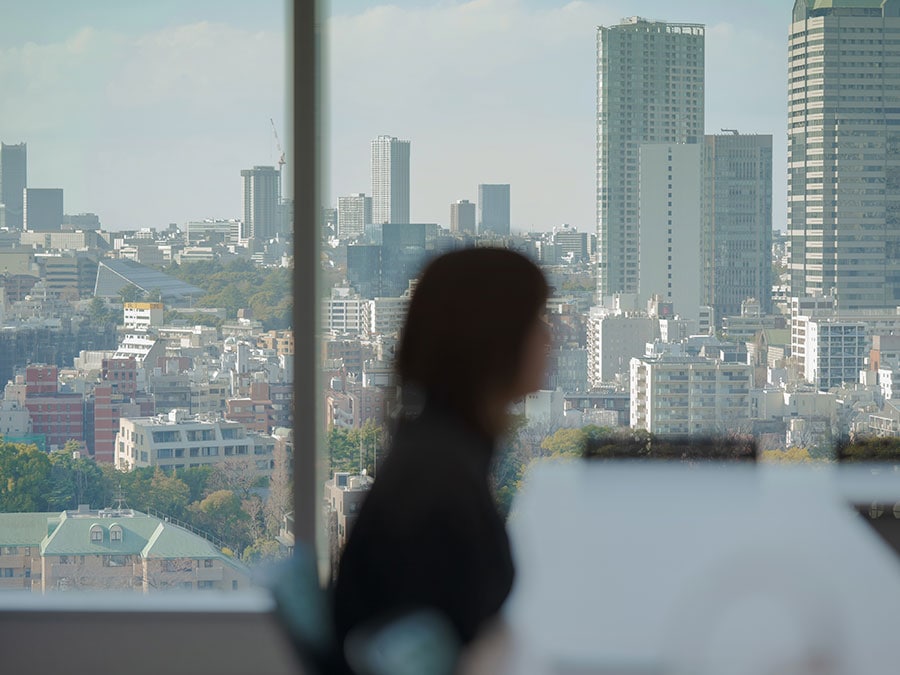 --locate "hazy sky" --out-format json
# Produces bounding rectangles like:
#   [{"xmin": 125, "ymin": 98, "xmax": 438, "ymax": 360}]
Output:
[{"xmin": 1, "ymin": 1, "xmax": 791, "ymax": 231}]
